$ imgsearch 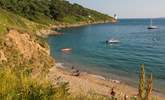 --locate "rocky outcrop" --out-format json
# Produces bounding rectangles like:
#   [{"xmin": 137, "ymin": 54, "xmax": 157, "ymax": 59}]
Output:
[
  {"xmin": 36, "ymin": 21, "xmax": 112, "ymax": 38},
  {"xmin": 0, "ymin": 29, "xmax": 55, "ymax": 77},
  {"xmin": 36, "ymin": 29, "xmax": 62, "ymax": 38}
]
